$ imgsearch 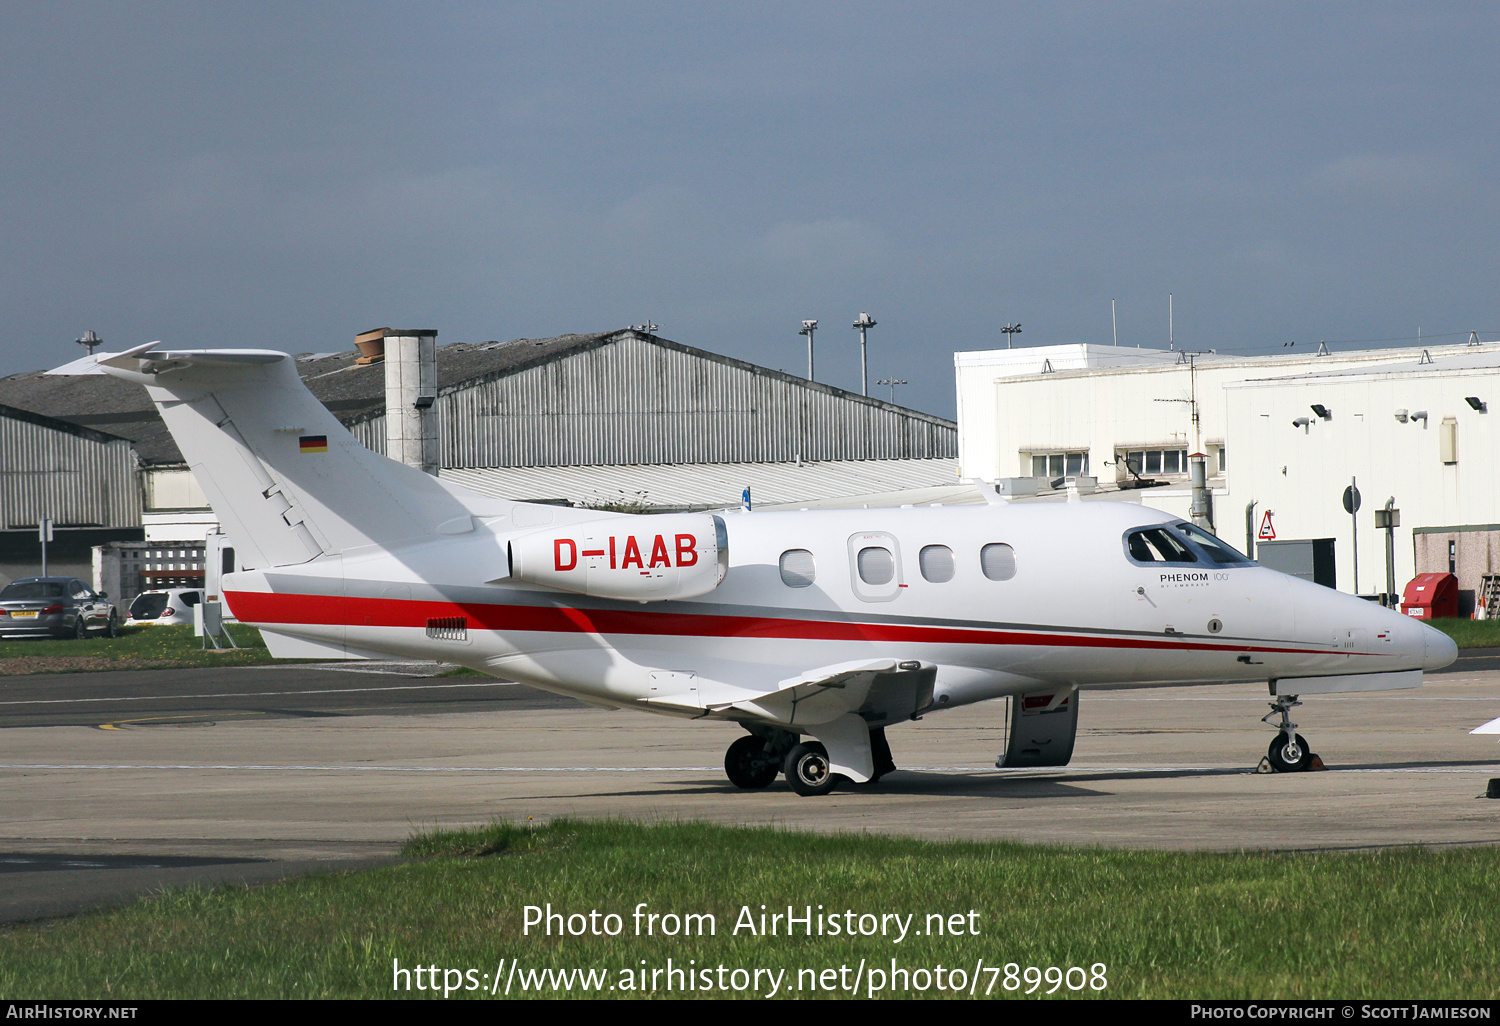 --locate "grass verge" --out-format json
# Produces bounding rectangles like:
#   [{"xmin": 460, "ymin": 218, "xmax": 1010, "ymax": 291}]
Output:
[
  {"xmin": 0, "ymin": 624, "xmax": 296, "ymax": 675},
  {"xmin": 1428, "ymin": 618, "xmax": 1500, "ymax": 649},
  {"xmin": 1, "ymin": 819, "xmax": 1496, "ymax": 999}
]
